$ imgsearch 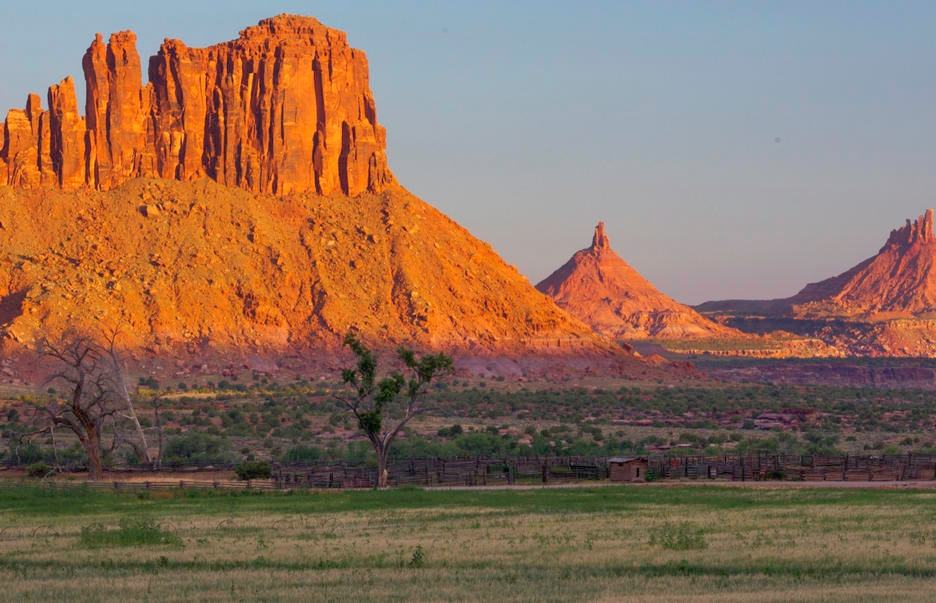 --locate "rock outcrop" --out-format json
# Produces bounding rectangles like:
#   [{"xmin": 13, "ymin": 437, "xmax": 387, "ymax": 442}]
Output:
[
  {"xmin": 886, "ymin": 209, "xmax": 935, "ymax": 247},
  {"xmin": 1, "ymin": 15, "xmax": 394, "ymax": 196},
  {"xmin": 697, "ymin": 210, "xmax": 936, "ymax": 356},
  {"xmin": 537, "ymin": 222, "xmax": 743, "ymax": 340},
  {"xmin": 788, "ymin": 209, "xmax": 936, "ymax": 317}
]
